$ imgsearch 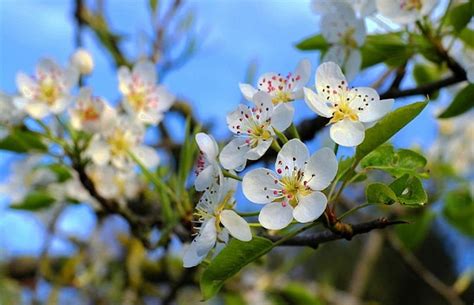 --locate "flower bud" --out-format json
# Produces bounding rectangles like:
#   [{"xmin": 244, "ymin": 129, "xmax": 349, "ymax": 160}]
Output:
[{"xmin": 70, "ymin": 48, "xmax": 94, "ymax": 75}]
